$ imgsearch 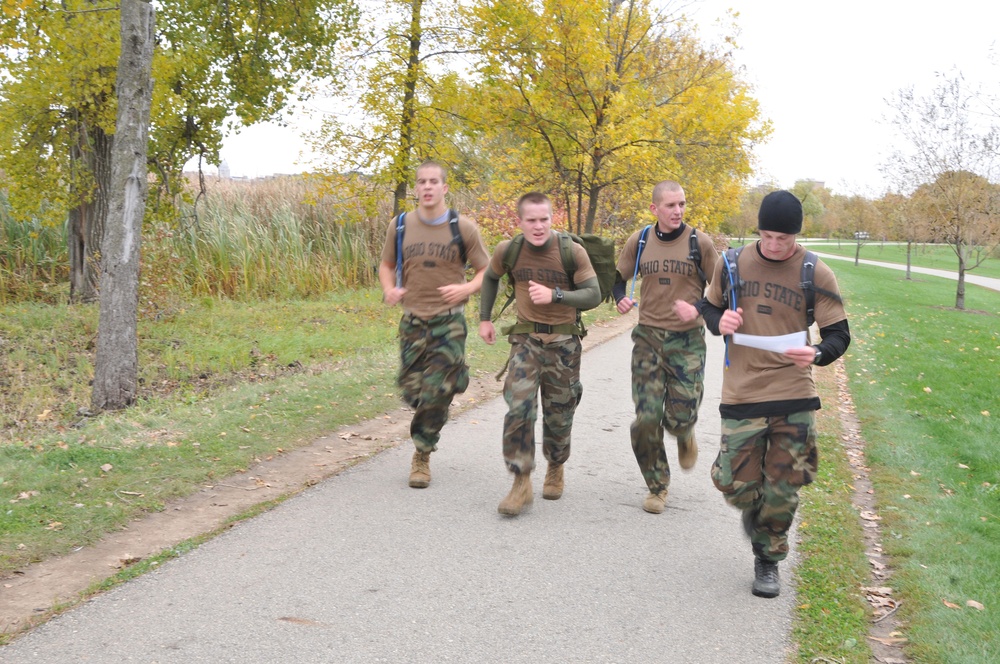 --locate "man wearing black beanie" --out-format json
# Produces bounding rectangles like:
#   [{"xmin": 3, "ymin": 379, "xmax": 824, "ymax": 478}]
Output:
[{"xmin": 678, "ymin": 189, "xmax": 851, "ymax": 598}]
